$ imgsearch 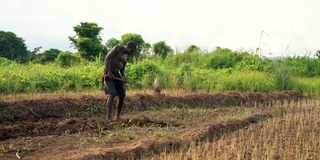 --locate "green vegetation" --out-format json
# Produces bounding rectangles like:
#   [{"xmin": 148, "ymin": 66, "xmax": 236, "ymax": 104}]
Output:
[
  {"xmin": 0, "ymin": 30, "xmax": 28, "ymax": 63},
  {"xmin": 152, "ymin": 41, "xmax": 173, "ymax": 59},
  {"xmin": 68, "ymin": 22, "xmax": 104, "ymax": 61},
  {"xmin": 1, "ymin": 48, "xmax": 320, "ymax": 95},
  {"xmin": 0, "ymin": 57, "xmax": 101, "ymax": 93}
]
